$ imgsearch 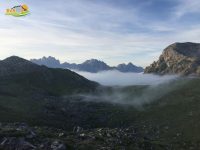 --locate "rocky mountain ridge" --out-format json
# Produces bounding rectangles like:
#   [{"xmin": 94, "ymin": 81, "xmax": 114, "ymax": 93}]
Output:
[
  {"xmin": 145, "ymin": 42, "xmax": 200, "ymax": 75},
  {"xmin": 31, "ymin": 57, "xmax": 144, "ymax": 73}
]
